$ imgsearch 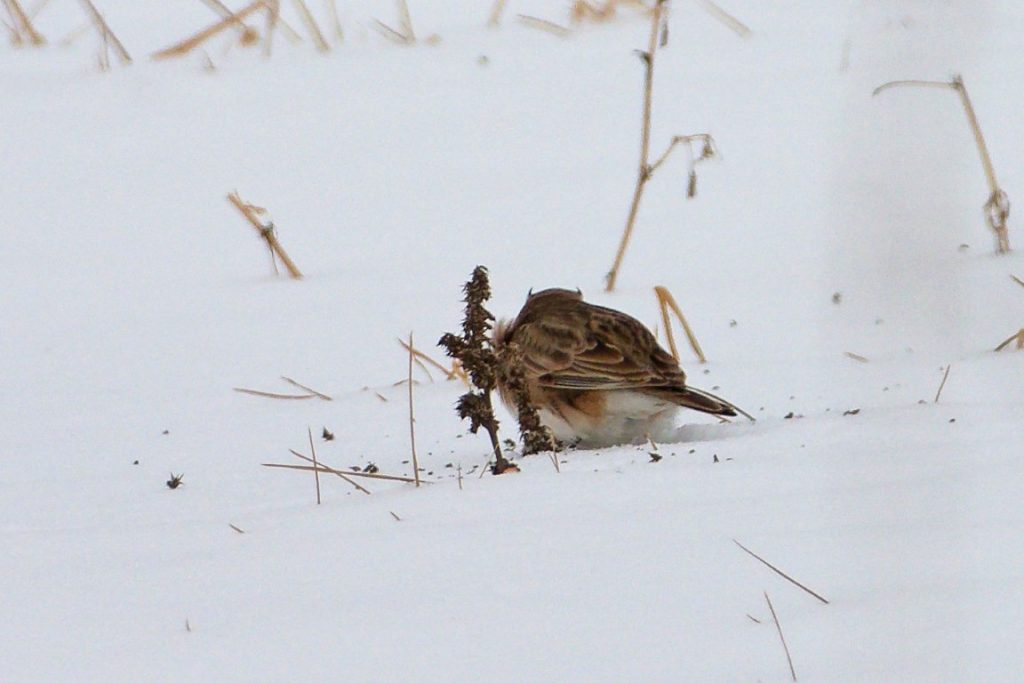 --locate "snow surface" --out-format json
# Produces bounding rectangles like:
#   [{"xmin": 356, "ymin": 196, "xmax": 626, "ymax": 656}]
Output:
[{"xmin": 3, "ymin": 1, "xmax": 1024, "ymax": 681}]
